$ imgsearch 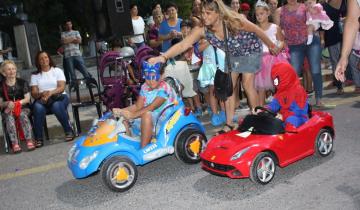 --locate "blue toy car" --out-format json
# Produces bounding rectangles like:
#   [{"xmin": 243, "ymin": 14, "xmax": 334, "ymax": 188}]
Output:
[{"xmin": 67, "ymin": 77, "xmax": 207, "ymax": 192}]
